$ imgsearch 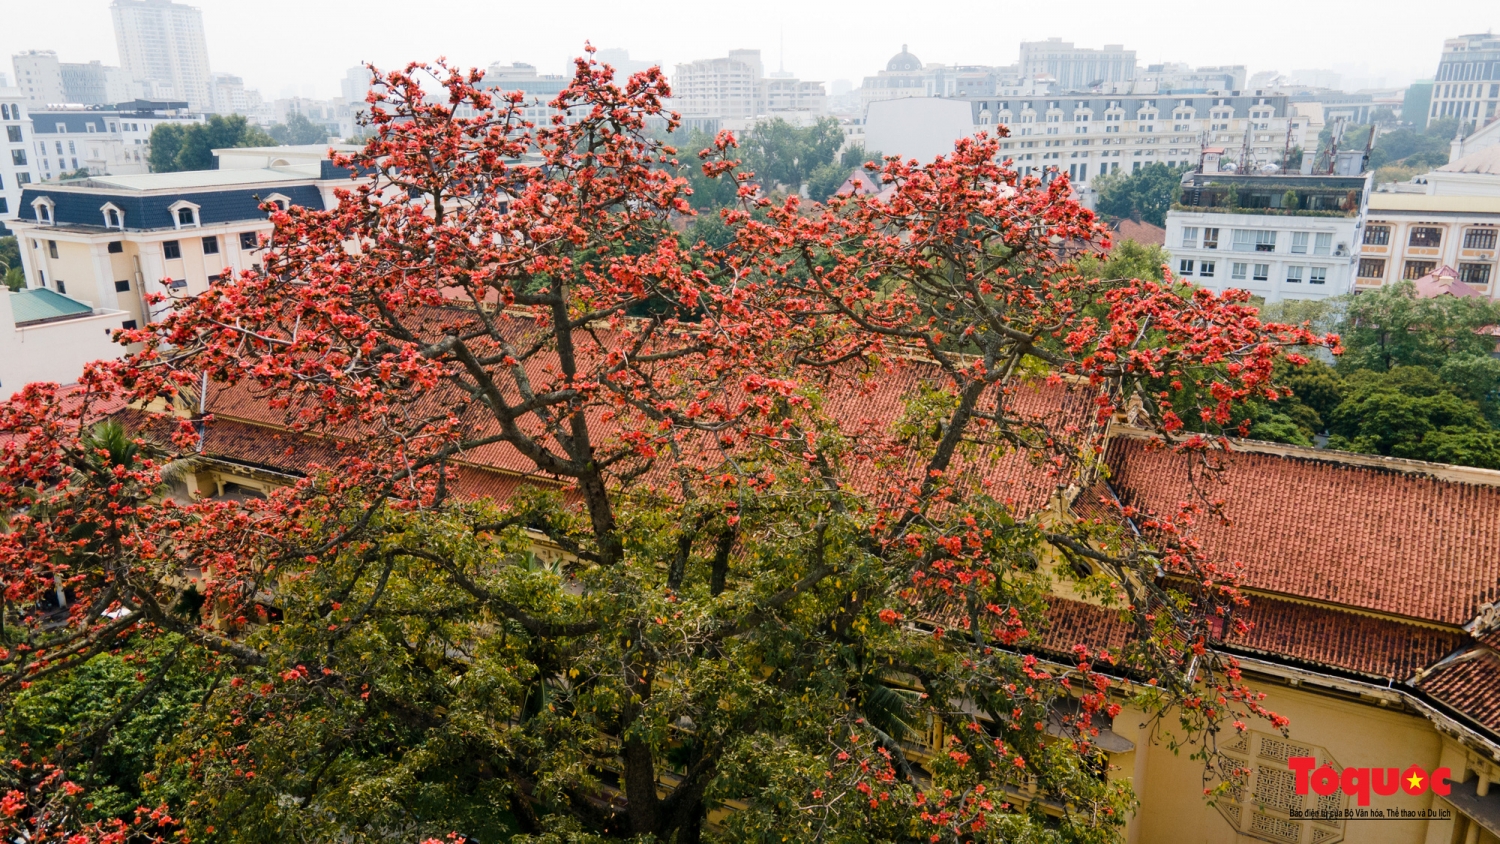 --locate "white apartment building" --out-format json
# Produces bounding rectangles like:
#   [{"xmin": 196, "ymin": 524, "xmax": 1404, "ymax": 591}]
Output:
[
  {"xmin": 1018, "ymin": 39, "xmax": 1136, "ymax": 90},
  {"xmin": 111, "ymin": 0, "xmax": 213, "ymax": 112},
  {"xmin": 1165, "ymin": 170, "xmax": 1369, "ymax": 302},
  {"xmin": 59, "ymin": 62, "xmax": 134, "ymax": 106},
  {"xmin": 1356, "ymin": 147, "xmax": 1500, "ymax": 295},
  {"xmin": 960, "ymin": 92, "xmax": 1313, "ymax": 201},
  {"xmin": 30, "ymin": 103, "xmax": 201, "ymax": 179},
  {"xmin": 0, "ymin": 88, "xmax": 40, "ymax": 226},
  {"xmin": 672, "ymin": 50, "xmax": 826, "ymax": 122},
  {"xmin": 12, "ymin": 51, "xmax": 67, "ymax": 106},
  {"xmin": 1430, "ymin": 33, "xmax": 1500, "ymax": 130}
]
